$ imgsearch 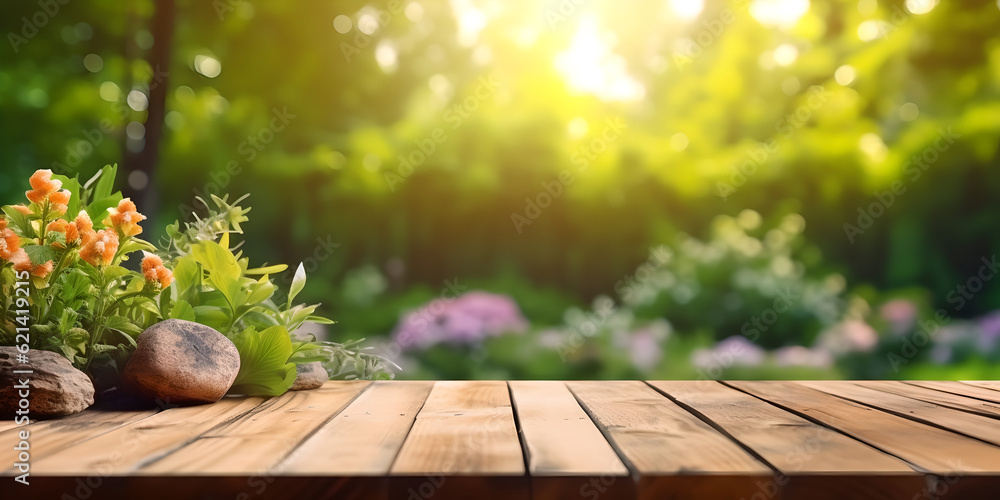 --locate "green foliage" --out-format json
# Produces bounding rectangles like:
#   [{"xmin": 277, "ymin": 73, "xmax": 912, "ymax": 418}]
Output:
[
  {"xmin": 1, "ymin": 166, "xmax": 164, "ymax": 390},
  {"xmin": 160, "ymin": 194, "xmax": 395, "ymax": 395},
  {"xmin": 229, "ymin": 325, "xmax": 297, "ymax": 396}
]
